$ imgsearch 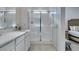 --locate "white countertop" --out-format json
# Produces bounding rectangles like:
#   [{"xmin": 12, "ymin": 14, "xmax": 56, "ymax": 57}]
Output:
[{"xmin": 0, "ymin": 30, "xmax": 30, "ymax": 48}]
